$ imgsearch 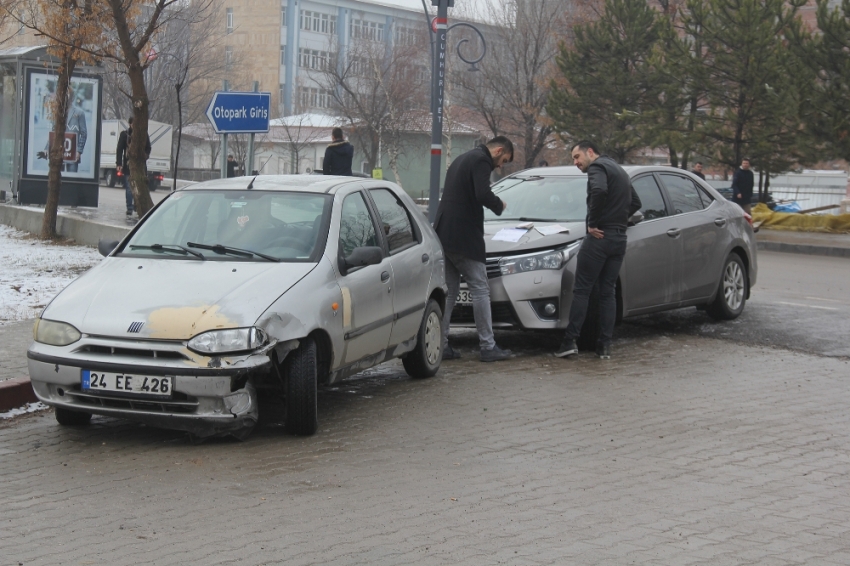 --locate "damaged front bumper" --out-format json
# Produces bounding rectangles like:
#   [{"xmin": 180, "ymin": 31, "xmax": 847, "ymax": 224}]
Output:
[{"xmin": 27, "ymin": 335, "xmax": 280, "ymax": 439}]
